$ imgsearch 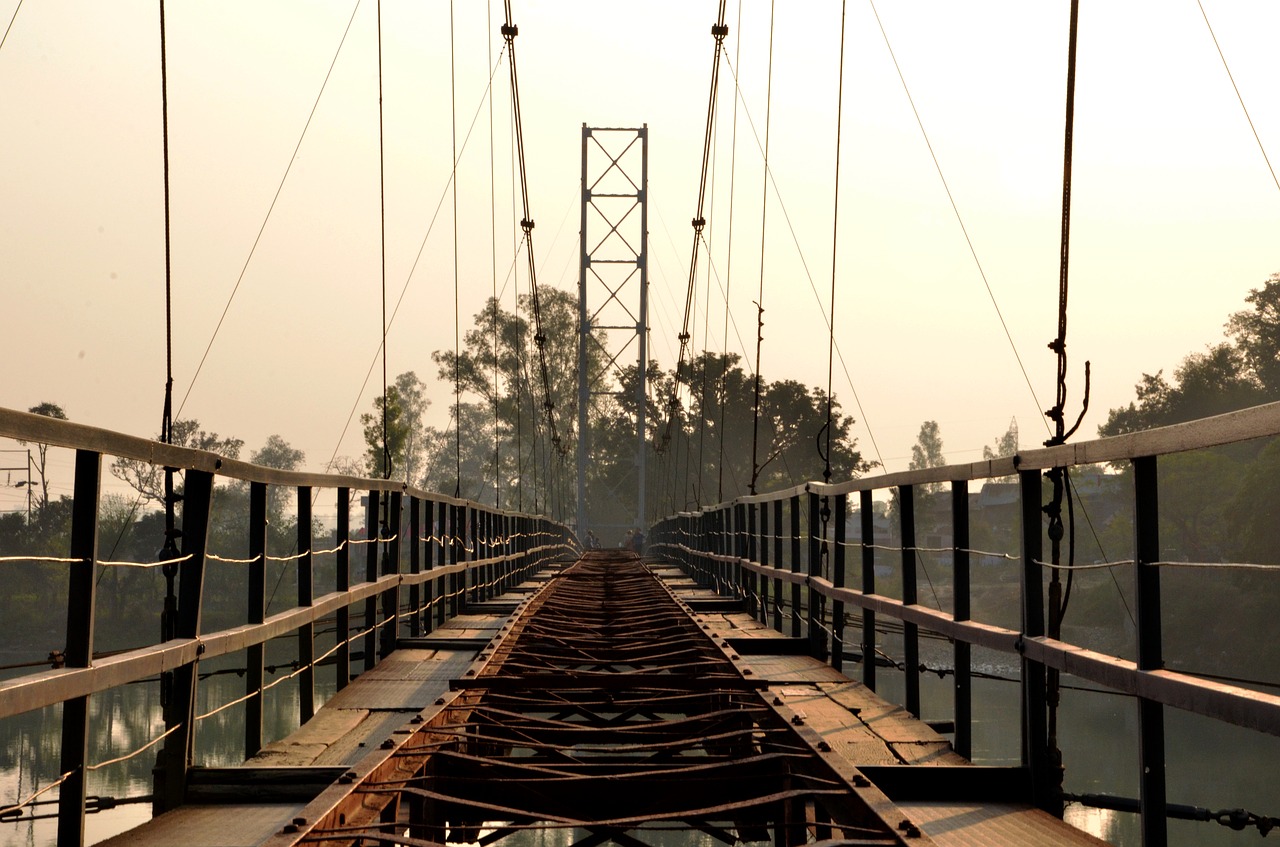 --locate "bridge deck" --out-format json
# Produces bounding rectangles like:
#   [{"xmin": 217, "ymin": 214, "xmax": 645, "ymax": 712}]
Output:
[{"xmin": 102, "ymin": 555, "xmax": 1106, "ymax": 847}]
